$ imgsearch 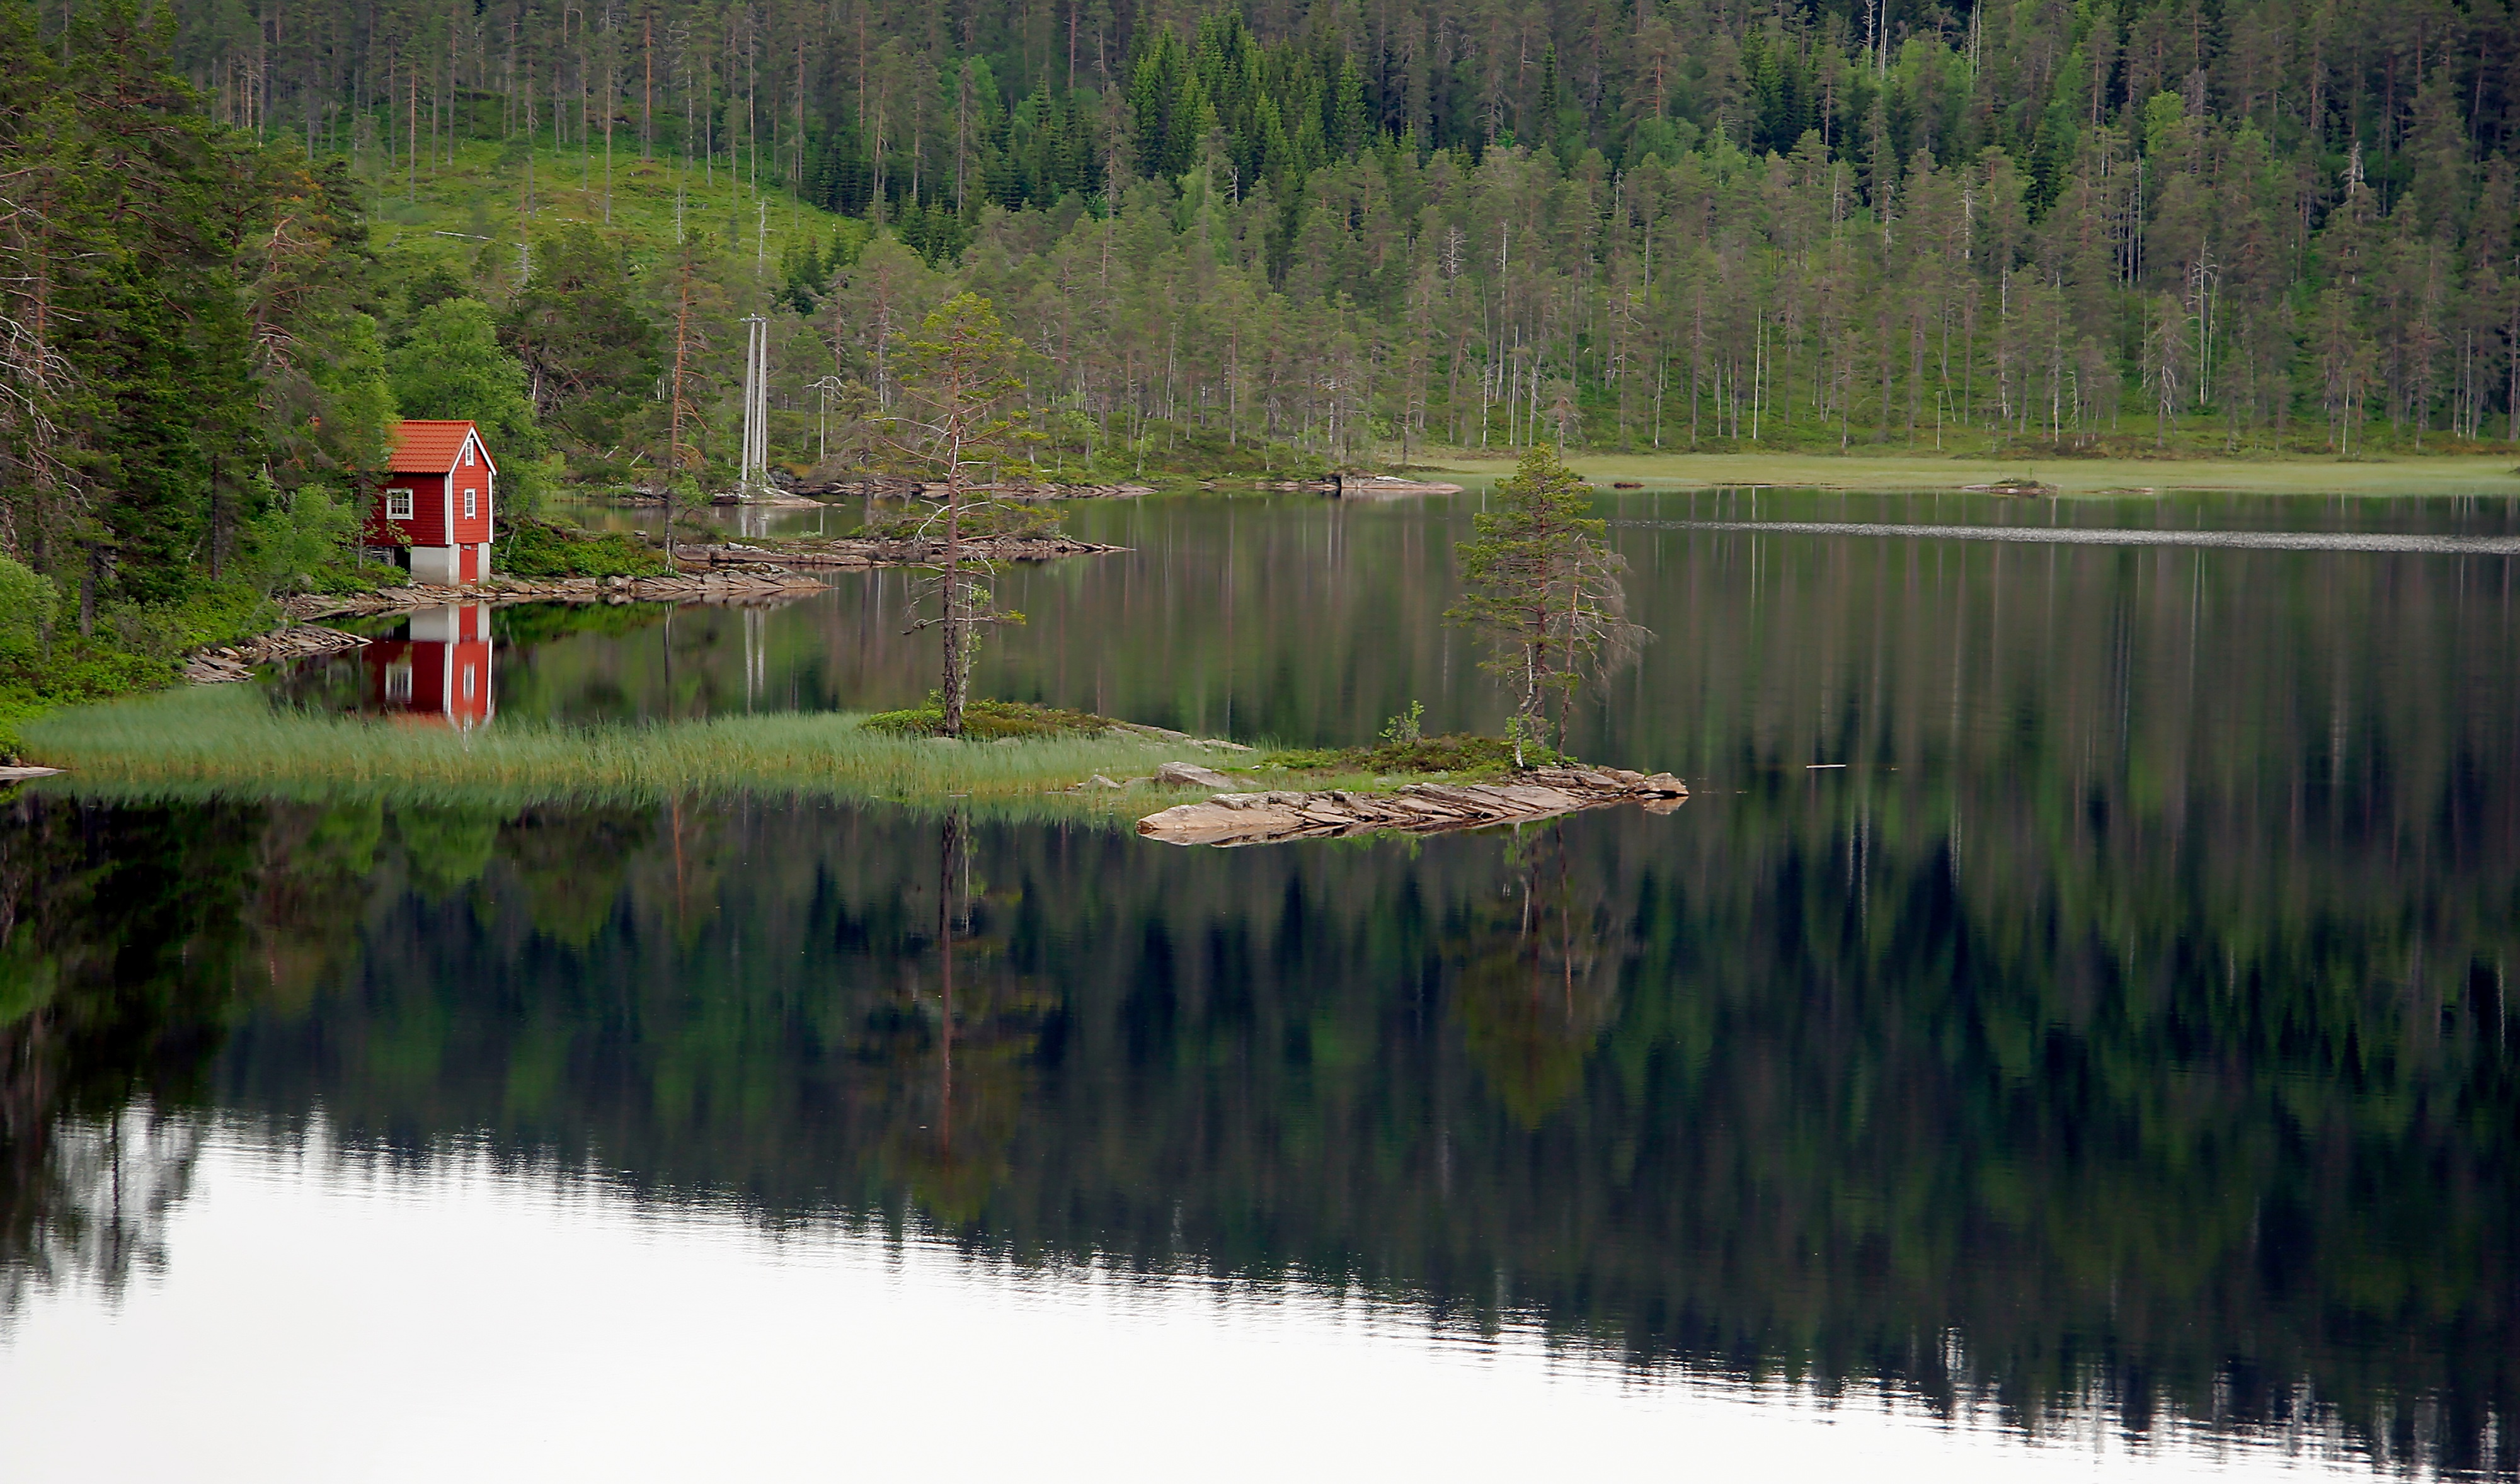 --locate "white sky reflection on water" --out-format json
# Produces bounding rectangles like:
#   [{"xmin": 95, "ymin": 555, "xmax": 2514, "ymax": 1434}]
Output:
[{"xmin": 0, "ymin": 1121, "xmax": 2379, "ymax": 1483}]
